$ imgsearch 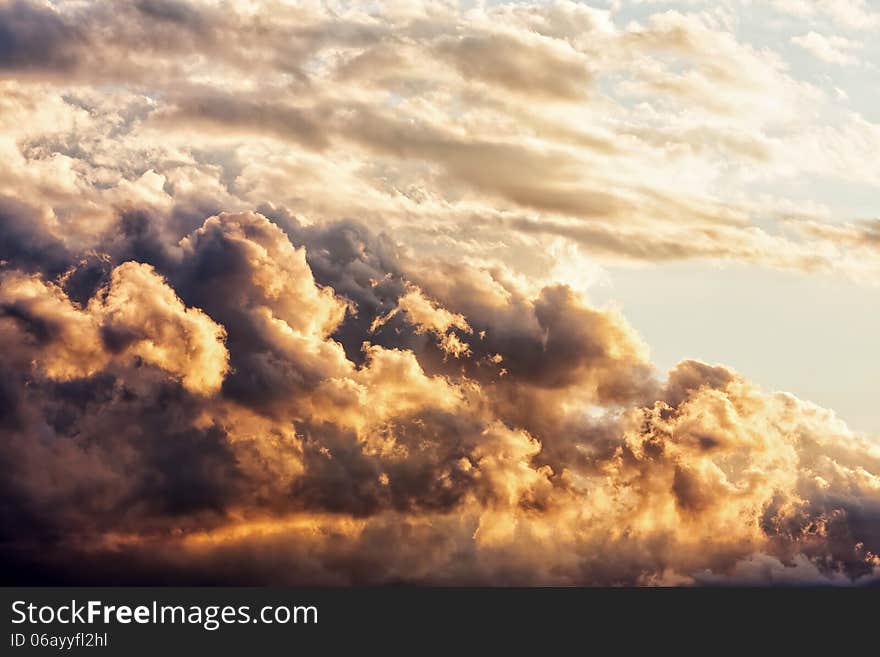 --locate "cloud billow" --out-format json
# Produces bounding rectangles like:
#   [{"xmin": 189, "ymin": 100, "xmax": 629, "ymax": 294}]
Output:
[
  {"xmin": 0, "ymin": 0, "xmax": 879, "ymax": 586},
  {"xmin": 0, "ymin": 208, "xmax": 878, "ymax": 585}
]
